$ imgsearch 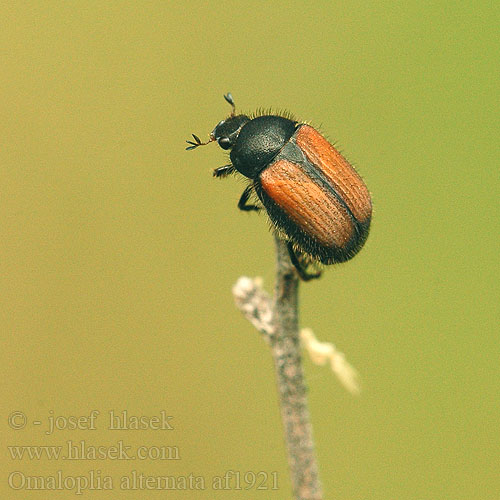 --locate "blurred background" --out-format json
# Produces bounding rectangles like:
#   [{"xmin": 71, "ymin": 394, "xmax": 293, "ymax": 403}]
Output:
[{"xmin": 1, "ymin": 1, "xmax": 498, "ymax": 499}]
